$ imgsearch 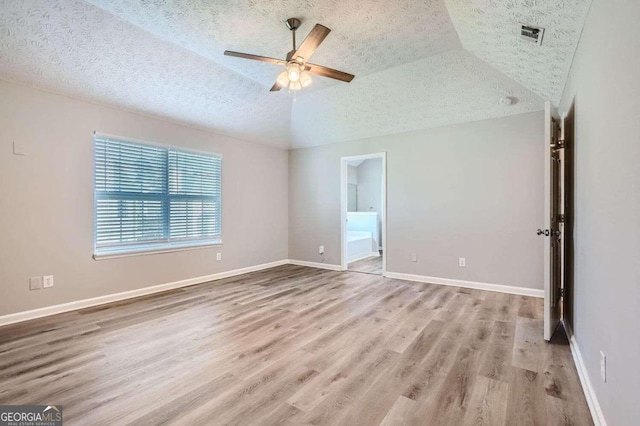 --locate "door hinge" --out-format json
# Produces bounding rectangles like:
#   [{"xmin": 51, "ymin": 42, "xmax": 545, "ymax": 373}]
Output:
[
  {"xmin": 559, "ymin": 288, "xmax": 565, "ymax": 298},
  {"xmin": 552, "ymin": 139, "xmax": 566, "ymax": 150}
]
